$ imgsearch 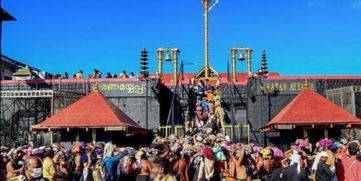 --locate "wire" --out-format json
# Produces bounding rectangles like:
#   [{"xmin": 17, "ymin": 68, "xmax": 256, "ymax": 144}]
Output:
[{"xmin": 208, "ymin": 0, "xmax": 220, "ymax": 12}]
